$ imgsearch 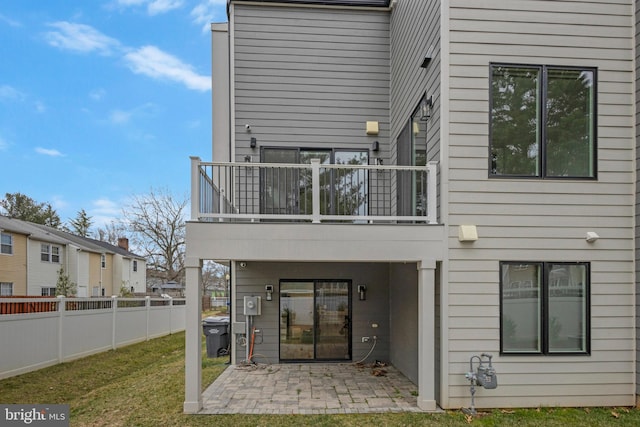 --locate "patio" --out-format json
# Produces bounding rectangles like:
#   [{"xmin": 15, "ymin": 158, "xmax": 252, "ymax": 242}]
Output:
[{"xmin": 200, "ymin": 362, "xmax": 432, "ymax": 414}]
